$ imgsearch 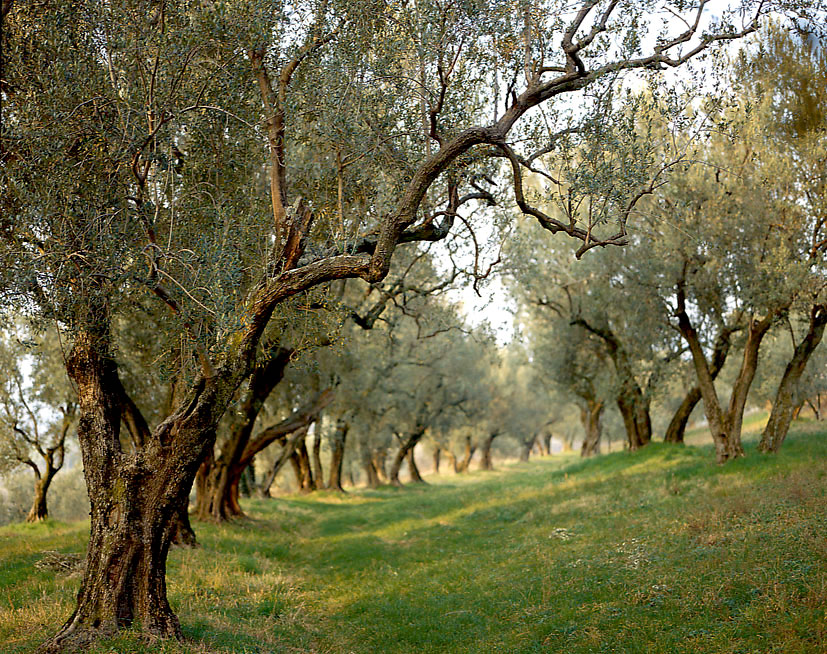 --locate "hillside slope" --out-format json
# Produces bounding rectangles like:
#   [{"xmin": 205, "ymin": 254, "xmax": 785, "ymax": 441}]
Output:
[{"xmin": 1, "ymin": 424, "xmax": 825, "ymax": 653}]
